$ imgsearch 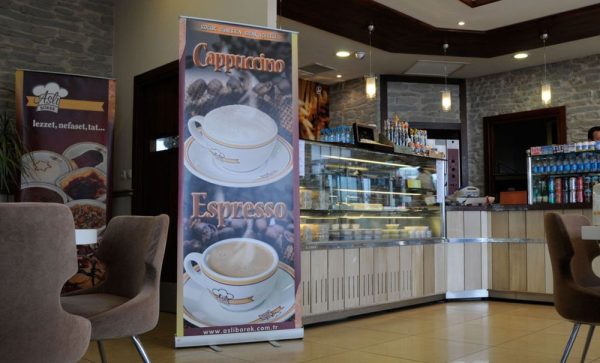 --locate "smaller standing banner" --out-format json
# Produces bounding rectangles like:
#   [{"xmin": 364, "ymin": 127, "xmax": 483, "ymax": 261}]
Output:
[
  {"xmin": 15, "ymin": 70, "xmax": 115, "ymax": 291},
  {"xmin": 176, "ymin": 17, "xmax": 302, "ymax": 347}
]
